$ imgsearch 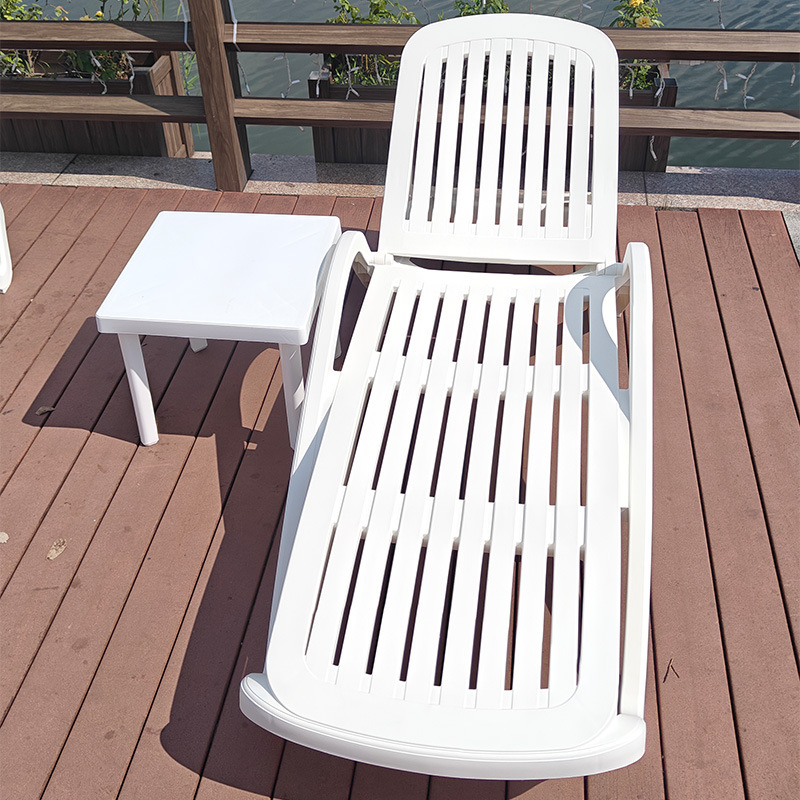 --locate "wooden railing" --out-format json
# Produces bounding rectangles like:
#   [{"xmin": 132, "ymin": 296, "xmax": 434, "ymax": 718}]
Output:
[{"xmin": 1, "ymin": 0, "xmax": 798, "ymax": 191}]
